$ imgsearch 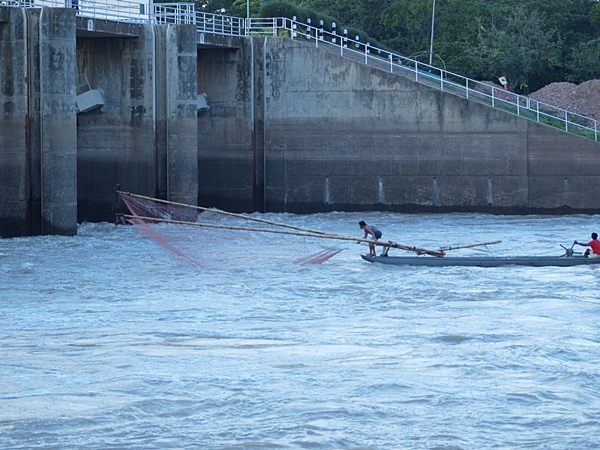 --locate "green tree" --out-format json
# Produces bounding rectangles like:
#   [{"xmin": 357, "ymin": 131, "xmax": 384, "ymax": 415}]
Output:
[
  {"xmin": 505, "ymin": 0, "xmax": 596, "ymax": 45},
  {"xmin": 297, "ymin": 0, "xmax": 390, "ymax": 38},
  {"xmin": 476, "ymin": 5, "xmax": 562, "ymax": 93},
  {"xmin": 499, "ymin": 0, "xmax": 597, "ymax": 85},
  {"xmin": 432, "ymin": 0, "xmax": 490, "ymax": 74},
  {"xmin": 228, "ymin": 0, "xmax": 261, "ymax": 17},
  {"xmin": 590, "ymin": 1, "xmax": 600, "ymax": 28},
  {"xmin": 378, "ymin": 0, "xmax": 432, "ymax": 58},
  {"xmin": 566, "ymin": 38, "xmax": 600, "ymax": 82}
]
